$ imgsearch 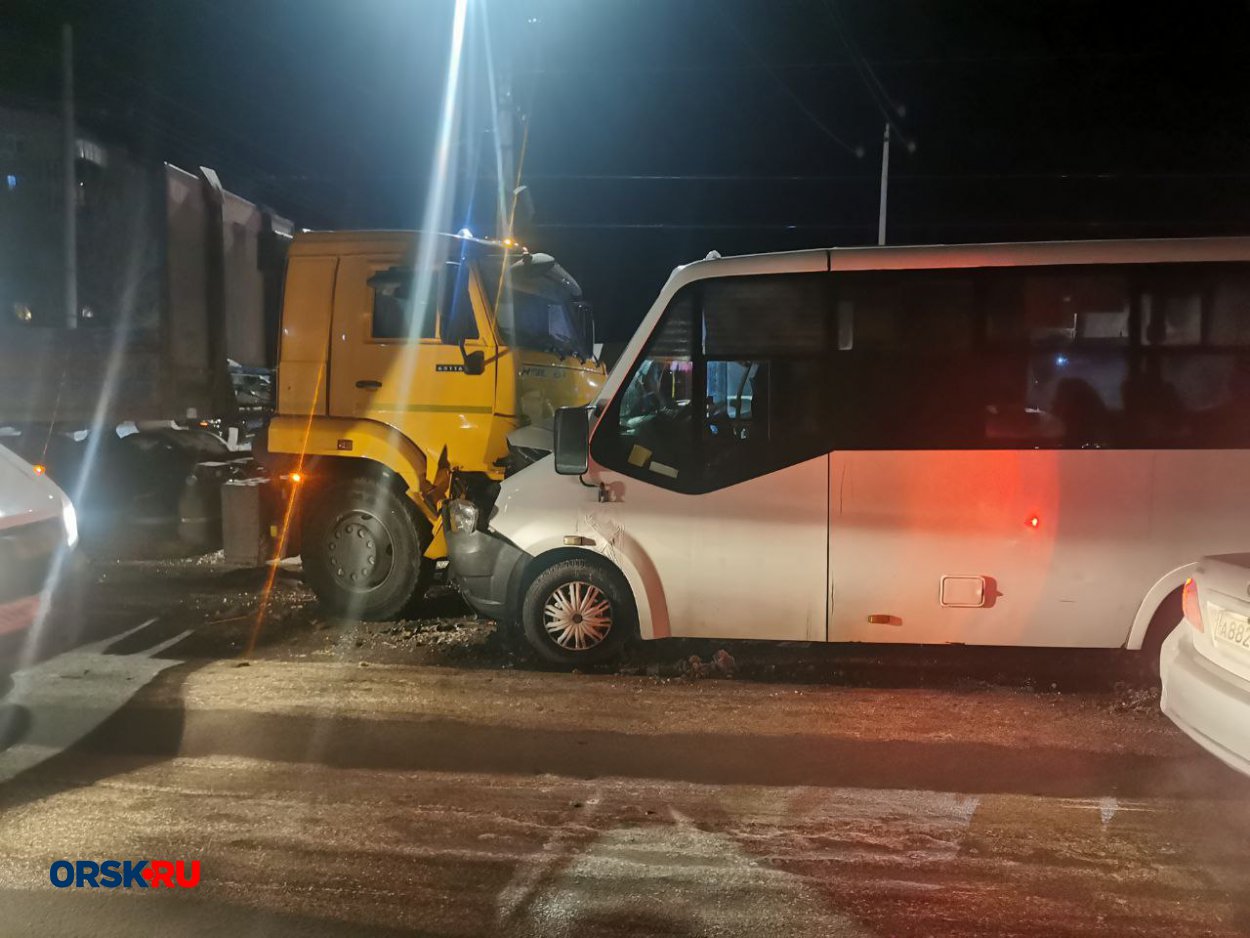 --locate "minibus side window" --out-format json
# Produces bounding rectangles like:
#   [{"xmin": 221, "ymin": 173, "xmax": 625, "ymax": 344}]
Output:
[
  {"xmin": 831, "ymin": 272, "xmax": 979, "ymax": 449},
  {"xmin": 831, "ymin": 262, "xmax": 1250, "ymax": 450},
  {"xmin": 701, "ymin": 275, "xmax": 829, "ymax": 489},
  {"xmin": 598, "ymin": 292, "xmax": 699, "ymax": 490},
  {"xmin": 982, "ymin": 268, "xmax": 1130, "ymax": 449},
  {"xmin": 1135, "ymin": 264, "xmax": 1250, "ymax": 448},
  {"xmin": 592, "ymin": 274, "xmax": 831, "ymax": 493}
]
